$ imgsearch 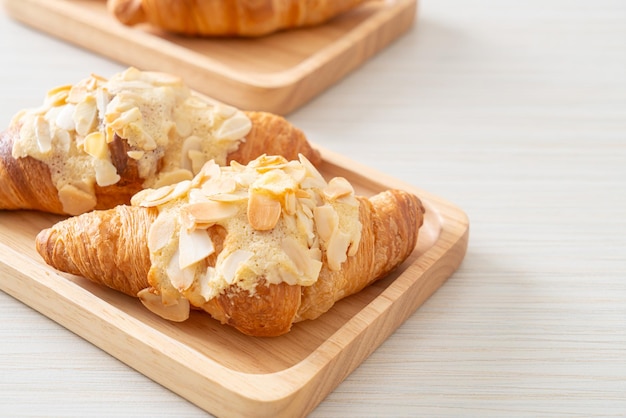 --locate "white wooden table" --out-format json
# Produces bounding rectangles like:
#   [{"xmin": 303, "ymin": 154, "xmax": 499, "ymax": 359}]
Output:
[{"xmin": 1, "ymin": 0, "xmax": 625, "ymax": 416}]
